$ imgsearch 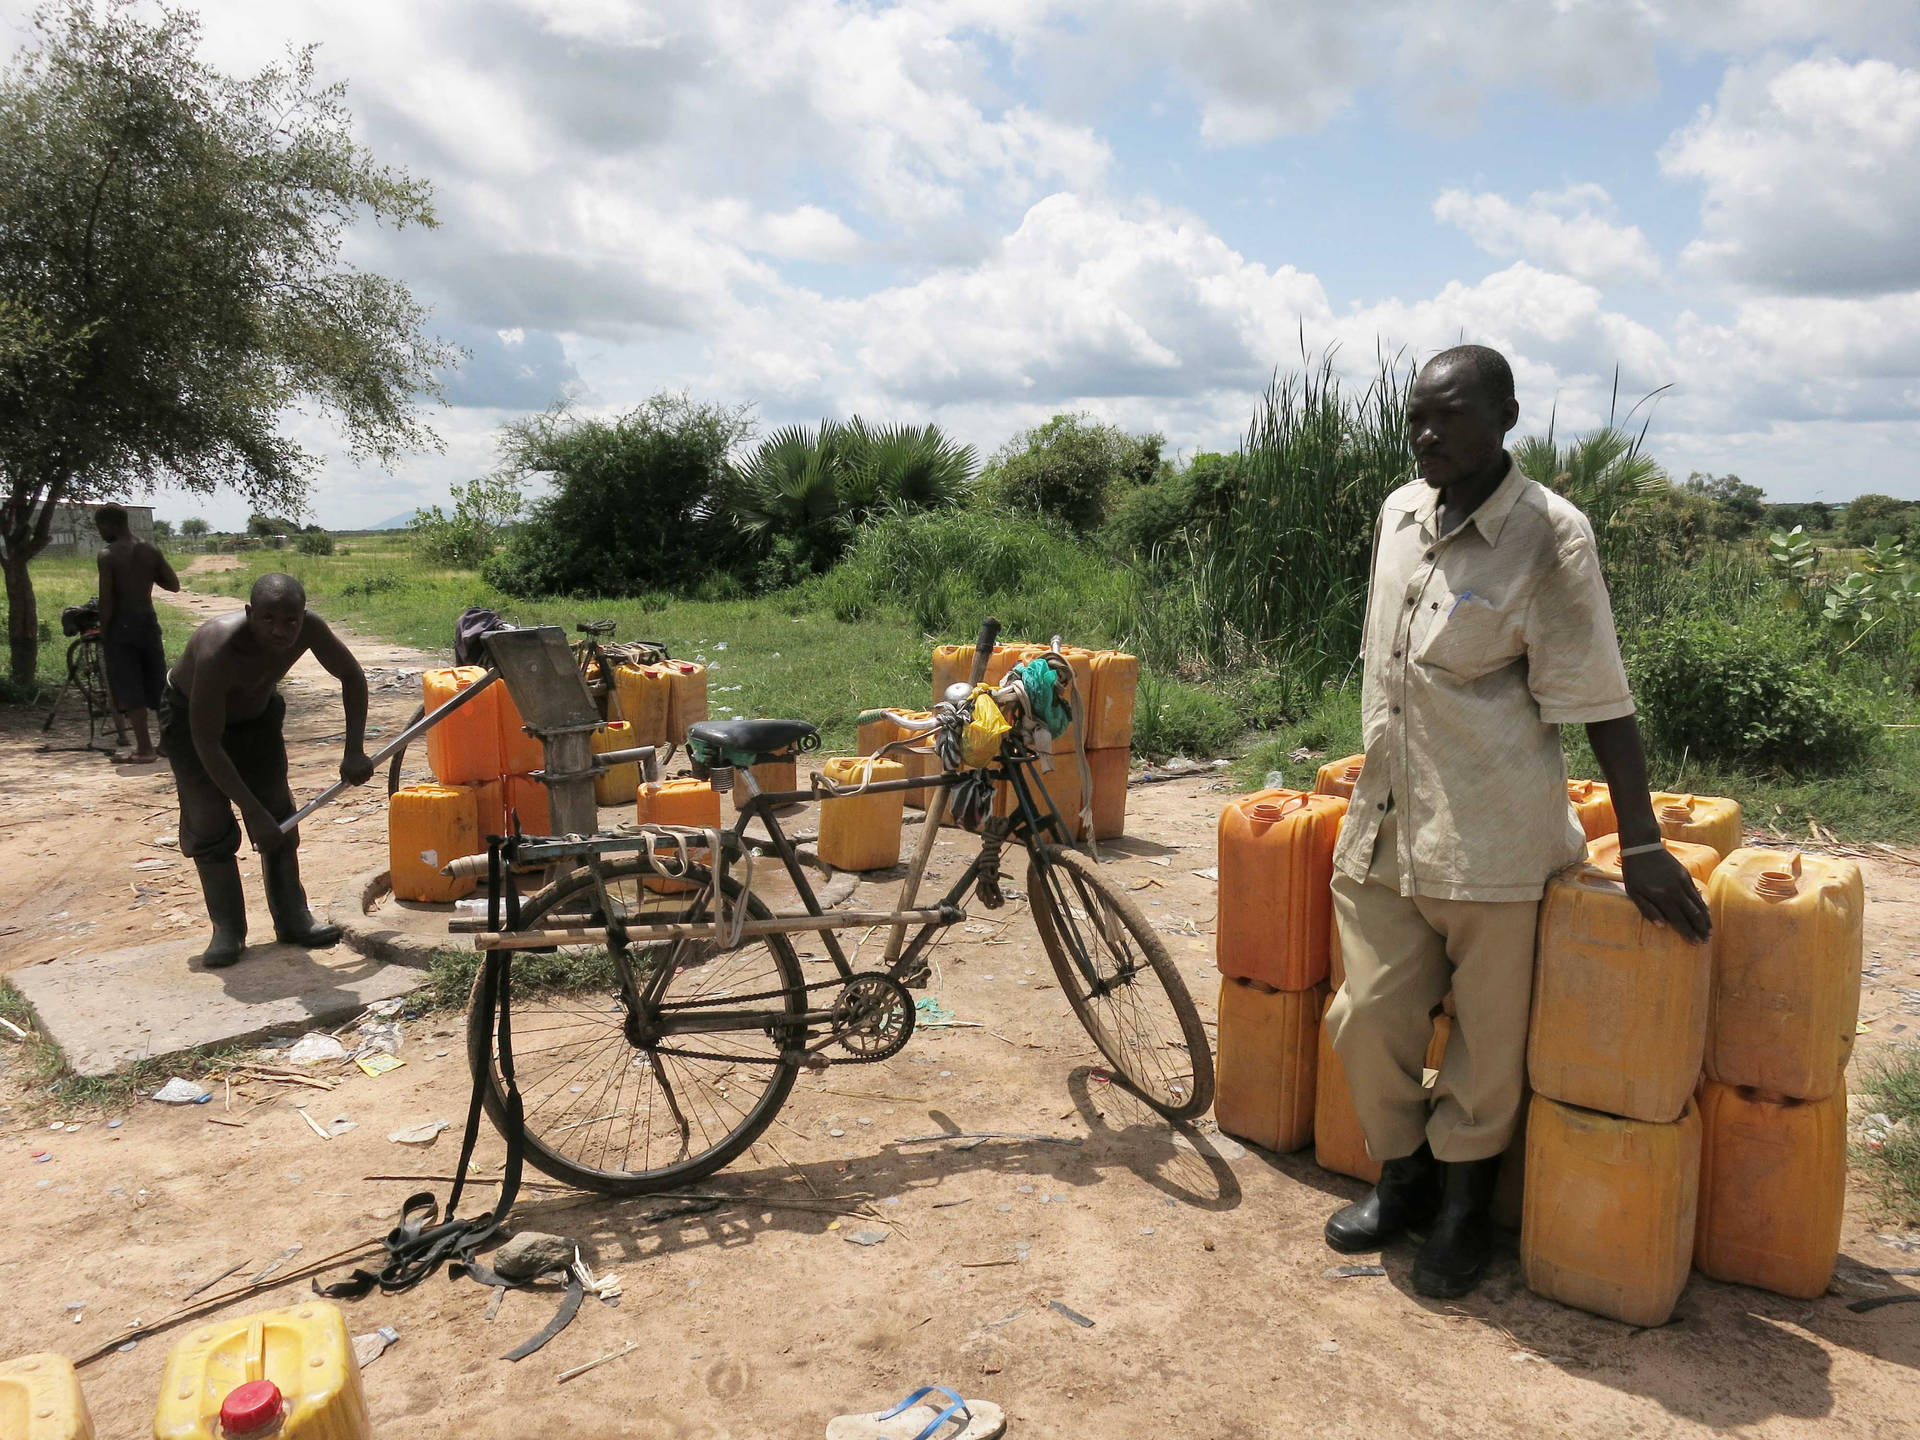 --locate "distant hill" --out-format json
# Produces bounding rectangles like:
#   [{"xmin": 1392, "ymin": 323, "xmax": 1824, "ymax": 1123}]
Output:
[{"xmin": 367, "ymin": 509, "xmax": 422, "ymax": 531}]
